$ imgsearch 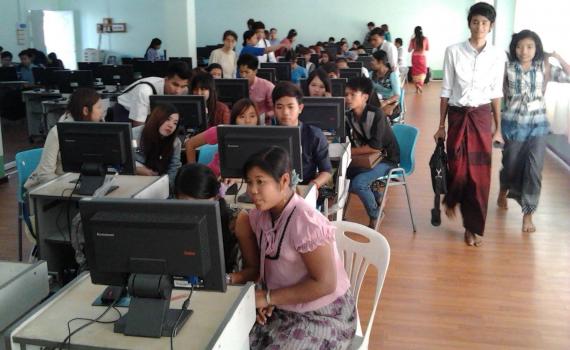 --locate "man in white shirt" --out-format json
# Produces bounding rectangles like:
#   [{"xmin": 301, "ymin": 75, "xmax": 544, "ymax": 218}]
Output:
[
  {"xmin": 253, "ymin": 21, "xmax": 277, "ymax": 63},
  {"xmin": 433, "ymin": 2, "xmax": 506, "ymax": 247},
  {"xmin": 116, "ymin": 61, "xmax": 190, "ymax": 126},
  {"xmin": 369, "ymin": 27, "xmax": 399, "ymax": 73}
]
